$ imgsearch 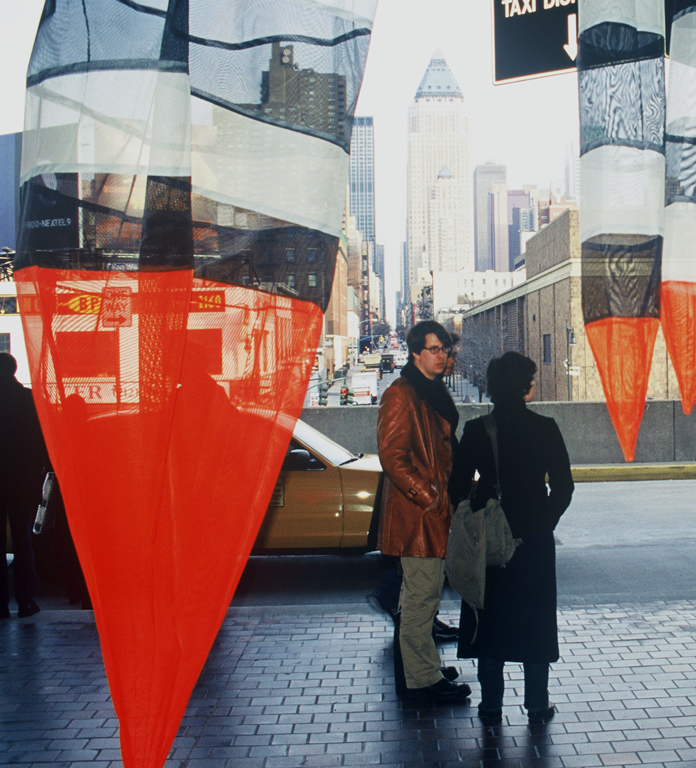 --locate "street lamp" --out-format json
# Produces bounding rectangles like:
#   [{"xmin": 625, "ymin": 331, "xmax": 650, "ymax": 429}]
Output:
[{"xmin": 566, "ymin": 323, "xmax": 576, "ymax": 401}]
